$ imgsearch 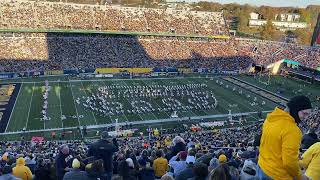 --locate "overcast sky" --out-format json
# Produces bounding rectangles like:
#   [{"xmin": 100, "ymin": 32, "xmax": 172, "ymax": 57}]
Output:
[{"xmin": 174, "ymin": 0, "xmax": 320, "ymax": 7}]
